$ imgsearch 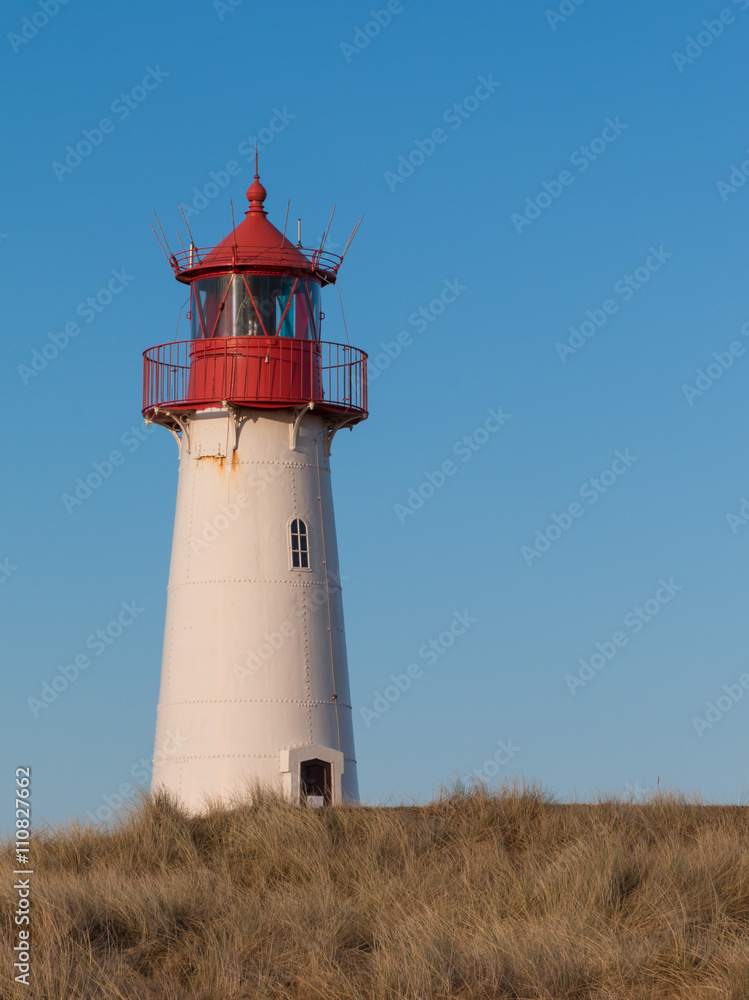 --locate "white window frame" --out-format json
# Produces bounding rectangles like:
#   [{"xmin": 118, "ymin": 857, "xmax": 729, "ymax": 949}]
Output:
[{"xmin": 288, "ymin": 516, "xmax": 311, "ymax": 571}]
